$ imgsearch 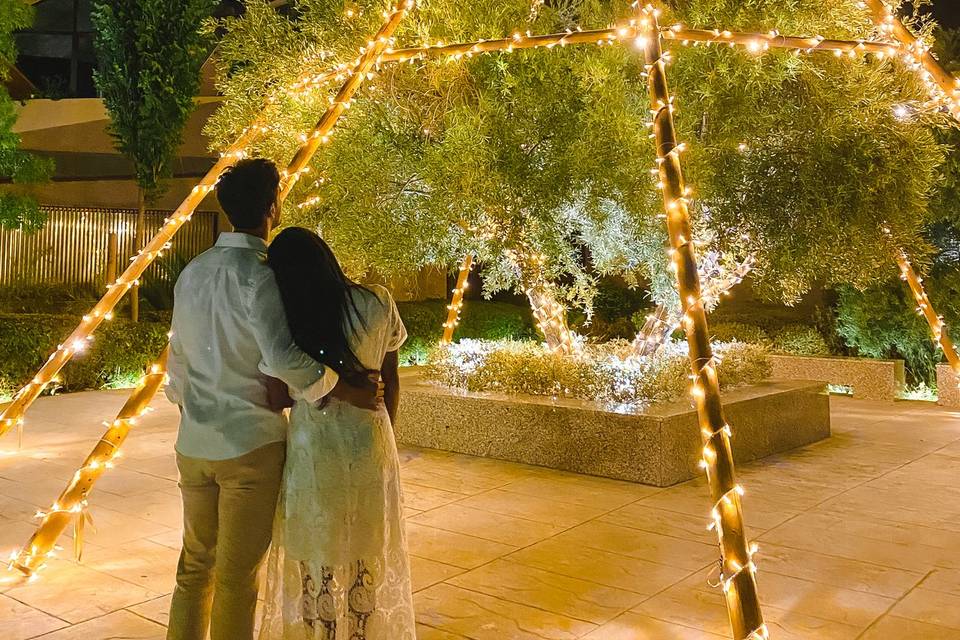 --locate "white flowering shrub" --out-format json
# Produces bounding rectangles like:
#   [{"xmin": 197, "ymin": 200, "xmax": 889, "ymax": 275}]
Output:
[{"xmin": 424, "ymin": 339, "xmax": 770, "ymax": 408}]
